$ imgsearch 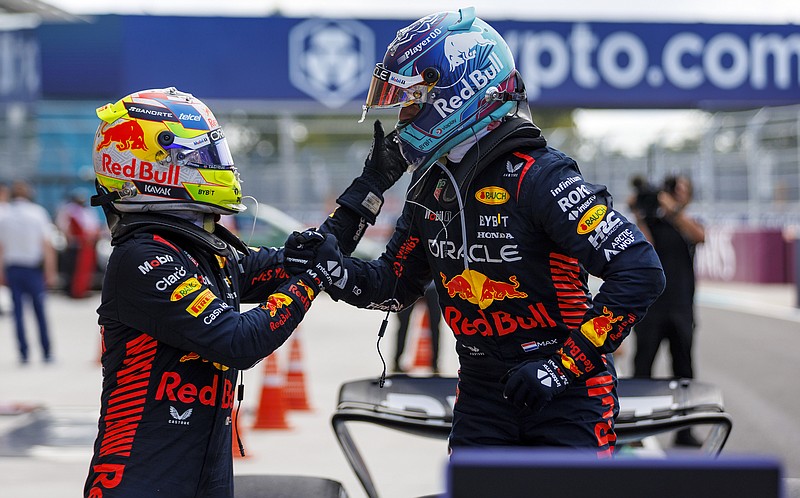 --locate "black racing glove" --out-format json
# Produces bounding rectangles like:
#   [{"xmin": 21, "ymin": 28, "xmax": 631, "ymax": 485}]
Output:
[
  {"xmin": 335, "ymin": 120, "xmax": 407, "ymax": 224},
  {"xmin": 362, "ymin": 119, "xmax": 407, "ymax": 191},
  {"xmin": 501, "ymin": 355, "xmax": 573, "ymax": 413},
  {"xmin": 284, "ymin": 229, "xmax": 346, "ymax": 292}
]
